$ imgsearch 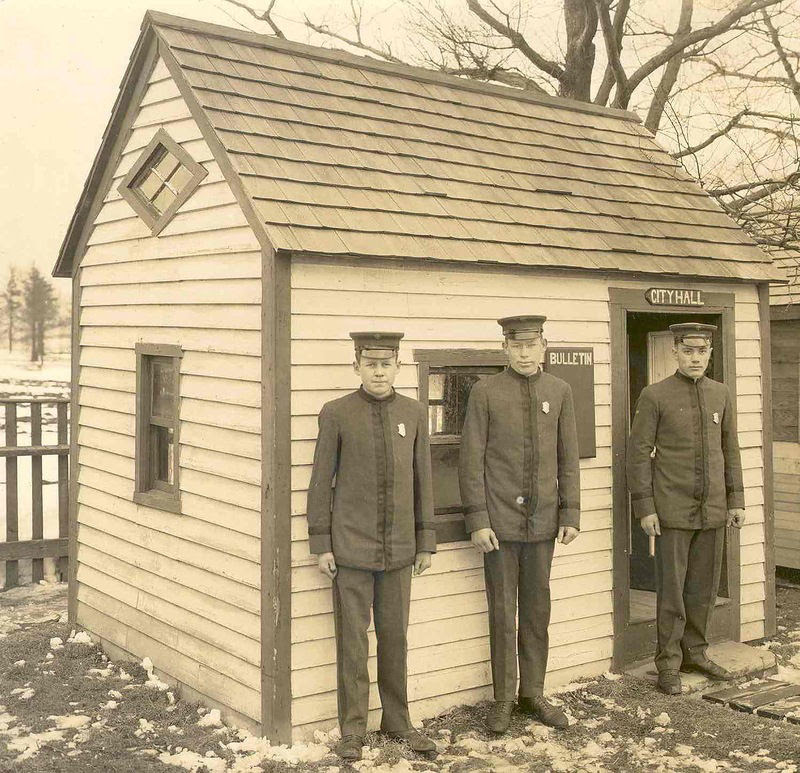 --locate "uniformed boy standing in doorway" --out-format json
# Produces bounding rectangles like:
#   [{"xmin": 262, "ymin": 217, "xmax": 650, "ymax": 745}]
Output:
[
  {"xmin": 627, "ymin": 322, "xmax": 745, "ymax": 695},
  {"xmin": 459, "ymin": 315, "xmax": 581, "ymax": 734},
  {"xmin": 306, "ymin": 332, "xmax": 437, "ymax": 761}
]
